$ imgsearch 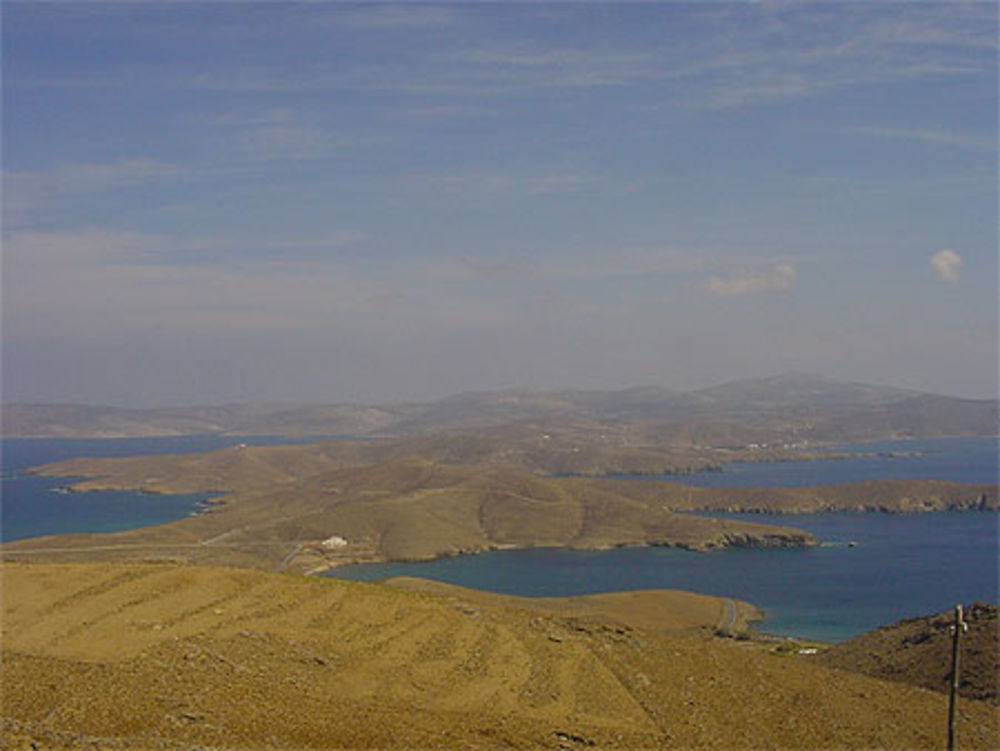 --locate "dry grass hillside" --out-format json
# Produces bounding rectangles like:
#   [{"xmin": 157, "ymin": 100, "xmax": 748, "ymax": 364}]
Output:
[
  {"xmin": 3, "ymin": 562, "xmax": 997, "ymax": 750},
  {"xmin": 25, "ymin": 428, "xmax": 744, "ymax": 485},
  {"xmin": 814, "ymin": 603, "xmax": 999, "ymax": 703},
  {"xmin": 32, "ymin": 438, "xmax": 996, "ymax": 515}
]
